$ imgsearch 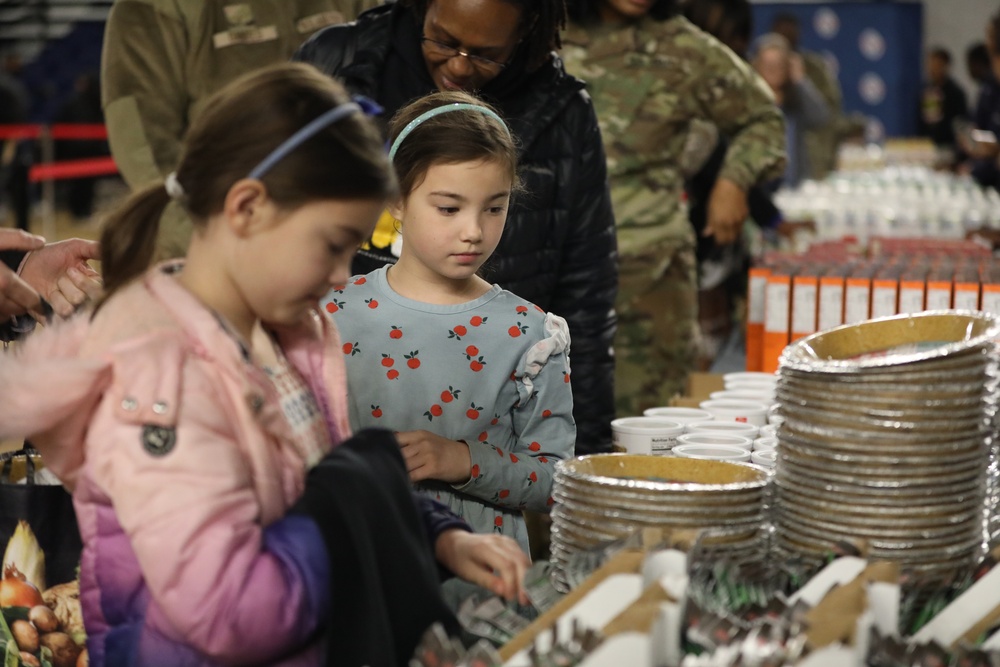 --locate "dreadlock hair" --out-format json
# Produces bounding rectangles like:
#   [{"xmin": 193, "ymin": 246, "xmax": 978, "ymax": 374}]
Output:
[
  {"xmin": 401, "ymin": 0, "xmax": 566, "ymax": 71},
  {"xmin": 566, "ymin": 0, "xmax": 678, "ymax": 24}
]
